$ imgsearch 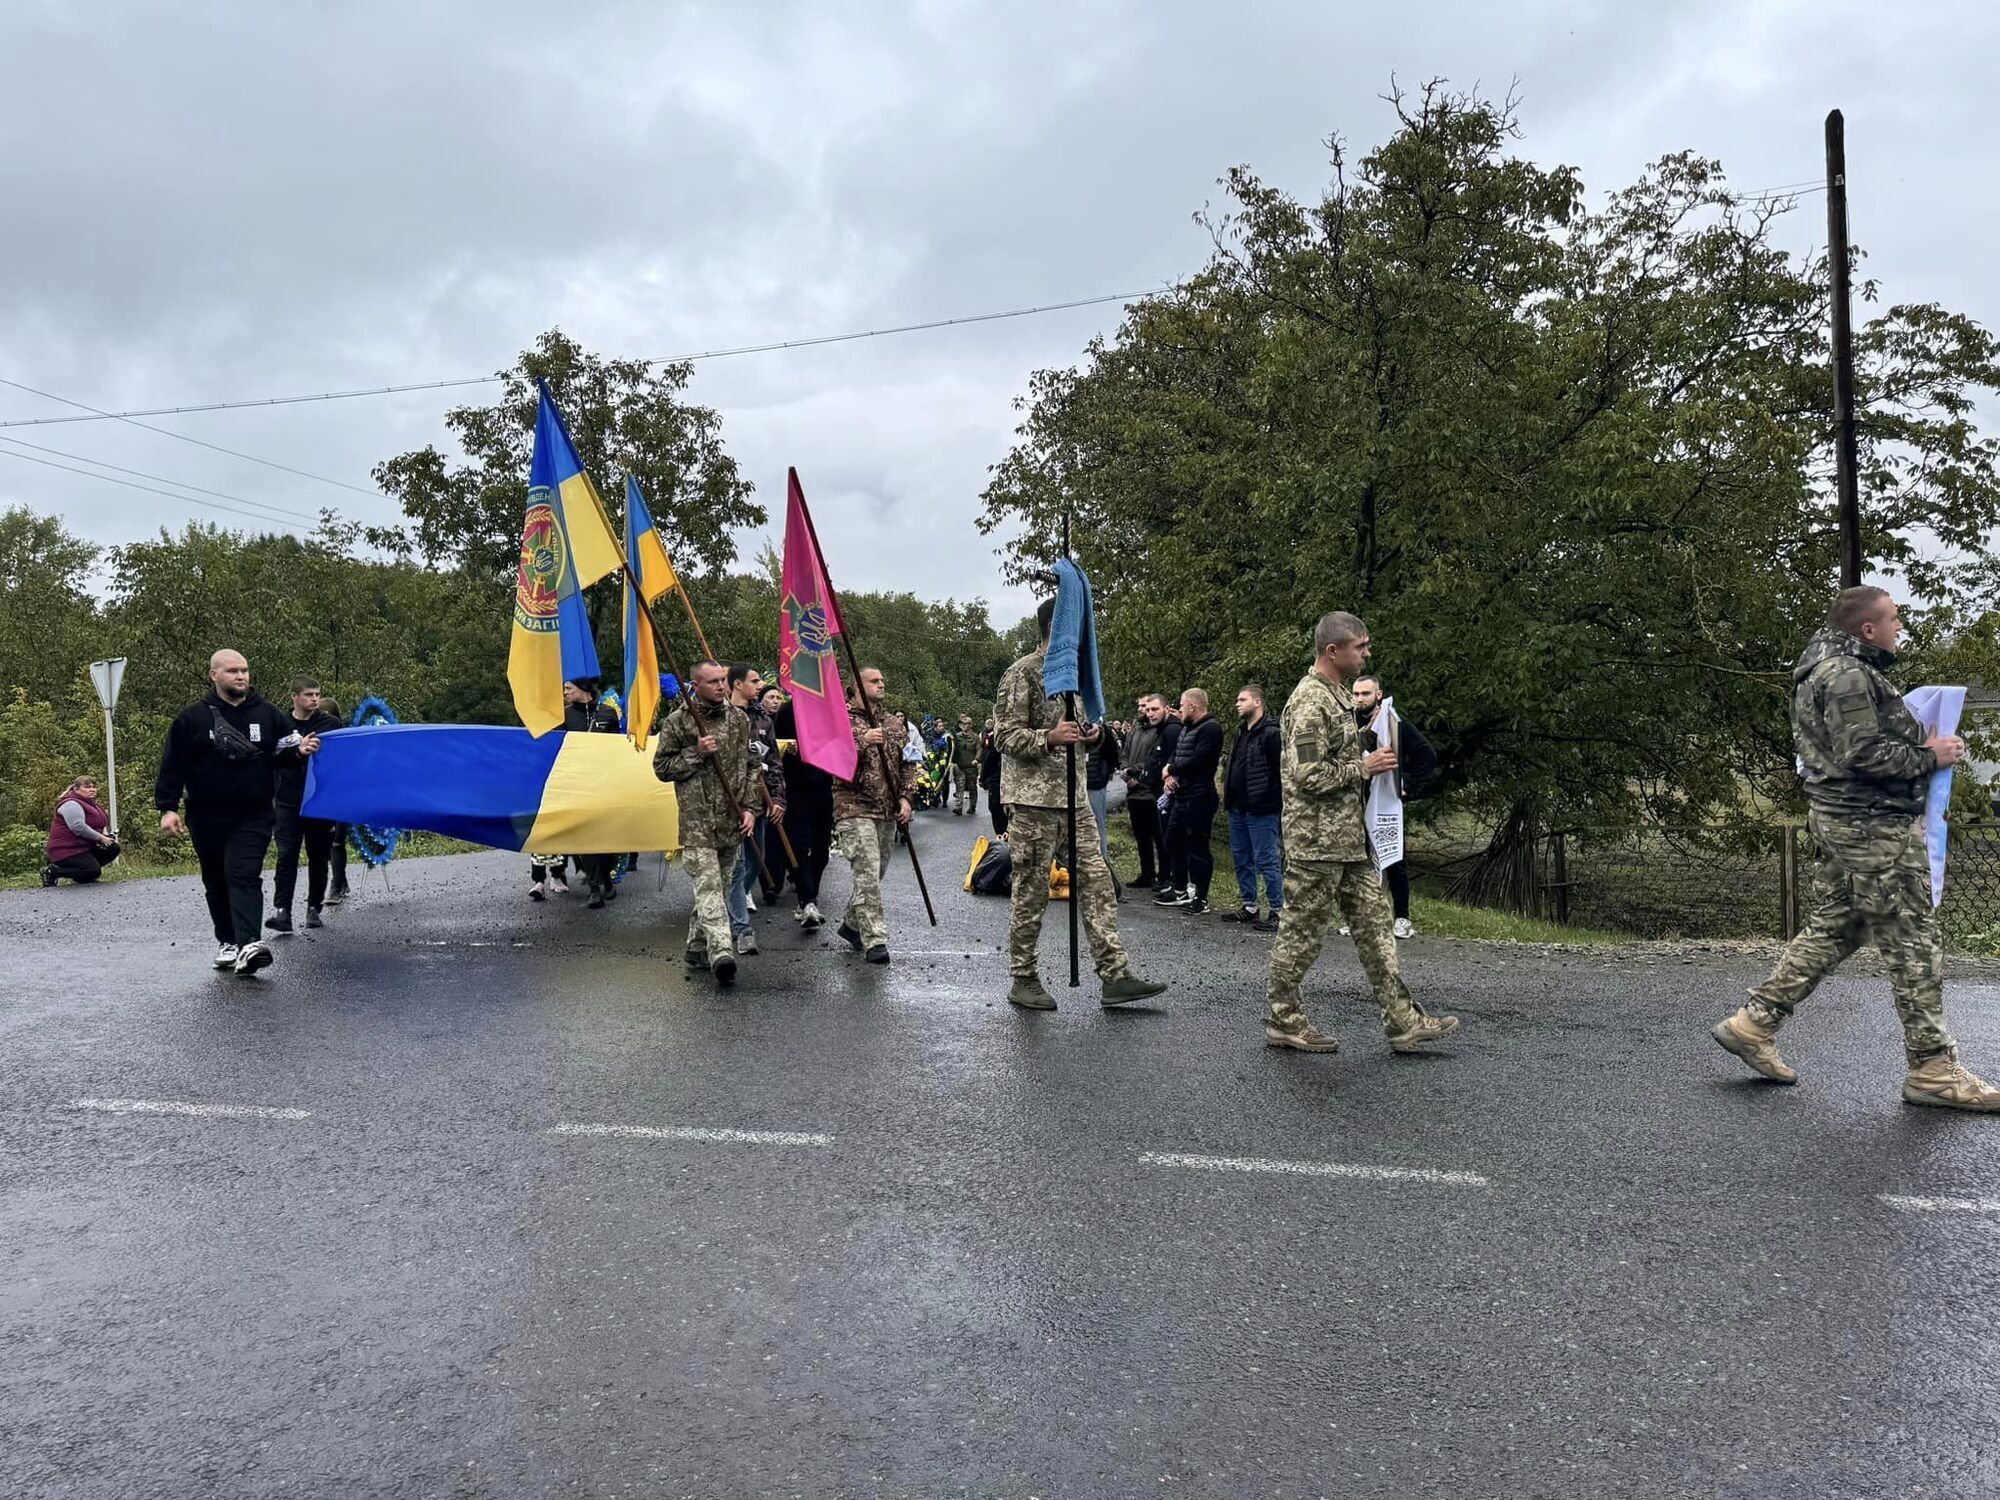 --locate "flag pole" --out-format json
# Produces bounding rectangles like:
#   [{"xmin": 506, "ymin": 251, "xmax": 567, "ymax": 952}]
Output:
[
  {"xmin": 1061, "ymin": 507, "xmax": 1080, "ymax": 988},
  {"xmin": 790, "ymin": 474, "xmax": 938, "ymax": 926}
]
